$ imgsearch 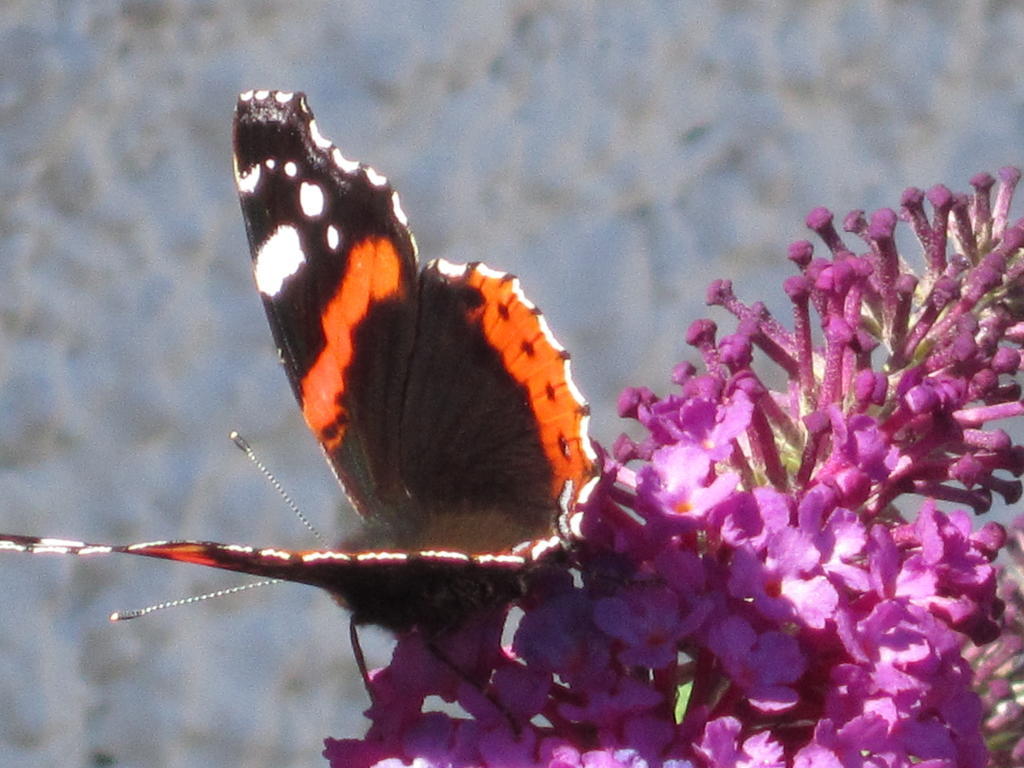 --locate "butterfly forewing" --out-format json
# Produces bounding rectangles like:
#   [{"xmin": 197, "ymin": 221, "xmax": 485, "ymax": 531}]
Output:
[{"xmin": 233, "ymin": 90, "xmax": 419, "ymax": 523}]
